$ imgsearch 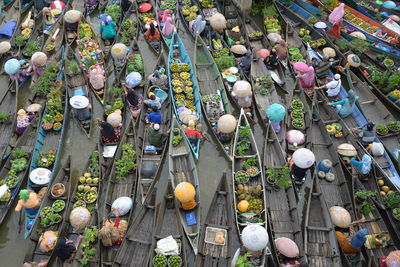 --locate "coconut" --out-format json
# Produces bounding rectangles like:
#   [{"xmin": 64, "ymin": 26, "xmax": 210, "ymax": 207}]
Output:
[
  {"xmin": 31, "ymin": 52, "xmax": 47, "ymax": 67},
  {"xmin": 209, "ymin": 12, "xmax": 226, "ymax": 33},
  {"xmin": 230, "ymin": 45, "xmax": 247, "ymax": 55},
  {"xmin": 0, "ymin": 41, "xmax": 11, "ymax": 55},
  {"xmin": 64, "ymin": 10, "xmax": 81, "ymax": 24},
  {"xmin": 322, "ymin": 47, "xmax": 336, "ymax": 58}
]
